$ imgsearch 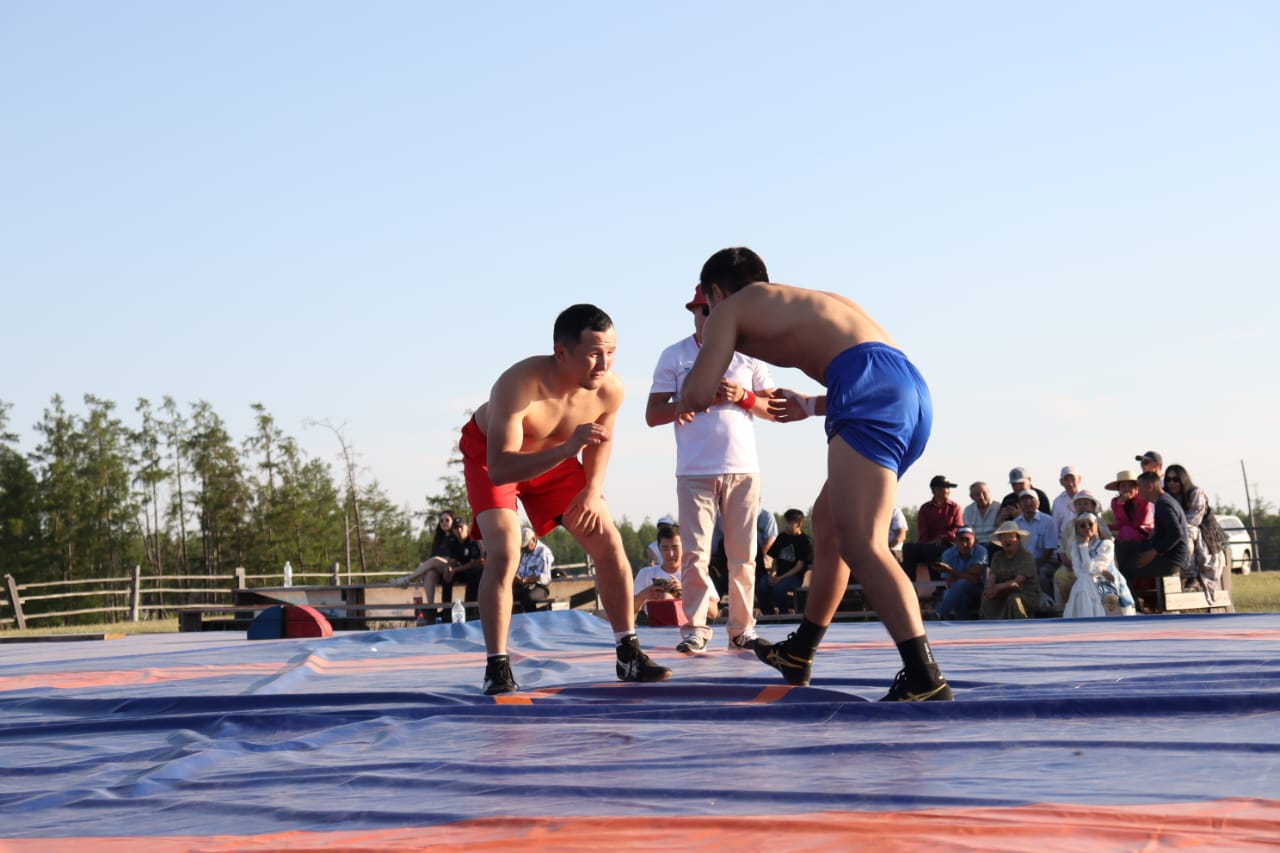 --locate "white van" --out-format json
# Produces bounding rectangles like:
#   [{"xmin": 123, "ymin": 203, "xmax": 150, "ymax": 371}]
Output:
[{"xmin": 1216, "ymin": 515, "xmax": 1256, "ymax": 574}]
